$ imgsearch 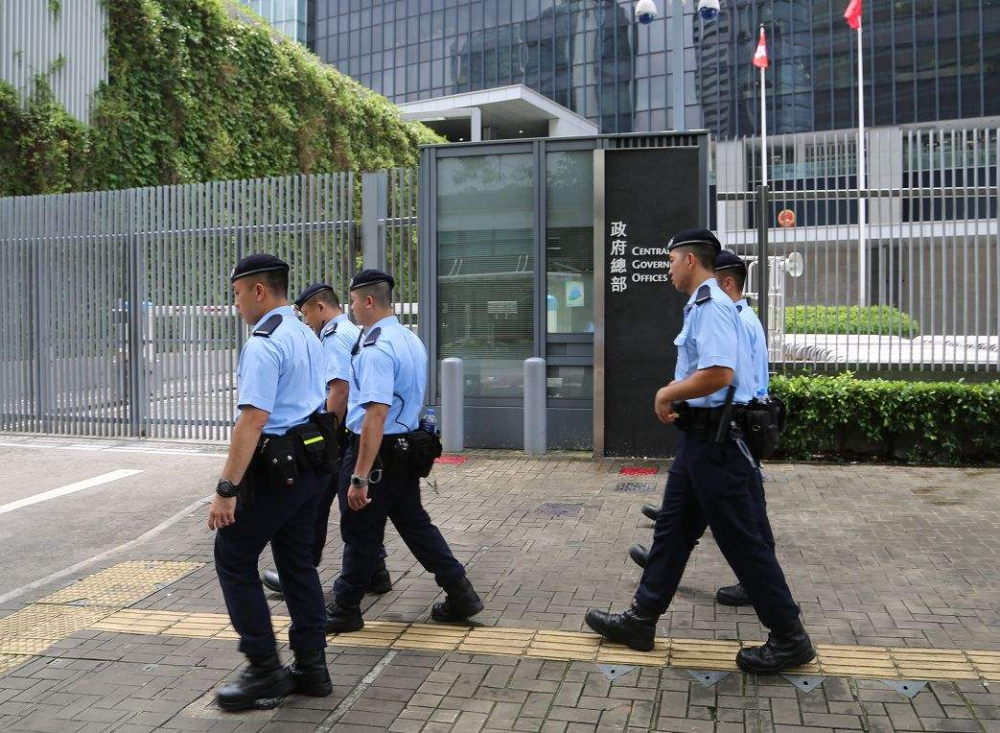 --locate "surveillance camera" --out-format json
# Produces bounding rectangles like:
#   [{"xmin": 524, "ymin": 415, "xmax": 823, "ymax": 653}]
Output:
[
  {"xmin": 635, "ymin": 0, "xmax": 657, "ymax": 25},
  {"xmin": 697, "ymin": 0, "xmax": 720, "ymax": 21}
]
